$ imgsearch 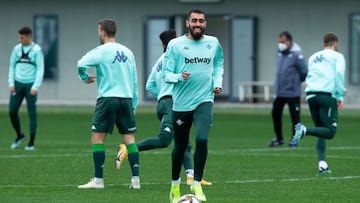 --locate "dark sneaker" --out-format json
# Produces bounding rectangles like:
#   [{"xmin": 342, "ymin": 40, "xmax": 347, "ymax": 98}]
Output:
[{"xmin": 268, "ymin": 138, "xmax": 284, "ymax": 147}]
